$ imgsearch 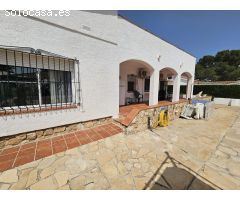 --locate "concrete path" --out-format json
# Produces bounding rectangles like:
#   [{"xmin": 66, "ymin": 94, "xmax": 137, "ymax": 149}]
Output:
[{"xmin": 0, "ymin": 104, "xmax": 239, "ymax": 190}]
